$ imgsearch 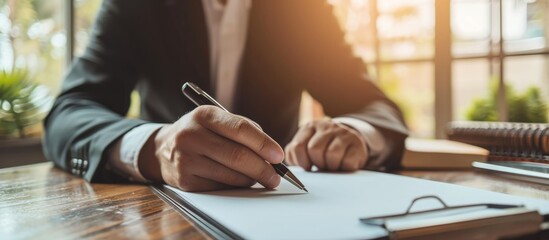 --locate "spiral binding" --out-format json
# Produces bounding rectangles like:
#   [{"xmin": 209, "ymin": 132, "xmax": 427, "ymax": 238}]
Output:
[{"xmin": 446, "ymin": 121, "xmax": 549, "ymax": 163}]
